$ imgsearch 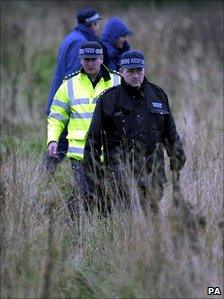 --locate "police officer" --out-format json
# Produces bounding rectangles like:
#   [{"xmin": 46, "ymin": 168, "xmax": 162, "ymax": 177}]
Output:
[
  {"xmin": 44, "ymin": 8, "xmax": 102, "ymax": 173},
  {"xmin": 83, "ymin": 50, "xmax": 186, "ymax": 211},
  {"xmin": 47, "ymin": 41, "xmax": 120, "ymax": 214}
]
